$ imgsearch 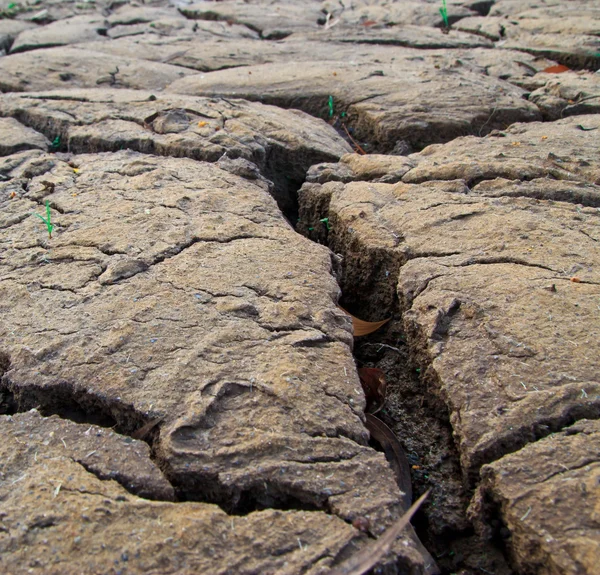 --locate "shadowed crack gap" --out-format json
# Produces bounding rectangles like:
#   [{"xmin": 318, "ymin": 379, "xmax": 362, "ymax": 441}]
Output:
[
  {"xmin": 0, "ymin": 106, "xmax": 314, "ymax": 225},
  {"xmin": 467, "ymin": 399, "xmax": 600, "ymax": 486},
  {"xmin": 0, "ymin": 368, "xmax": 364, "ymax": 518}
]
